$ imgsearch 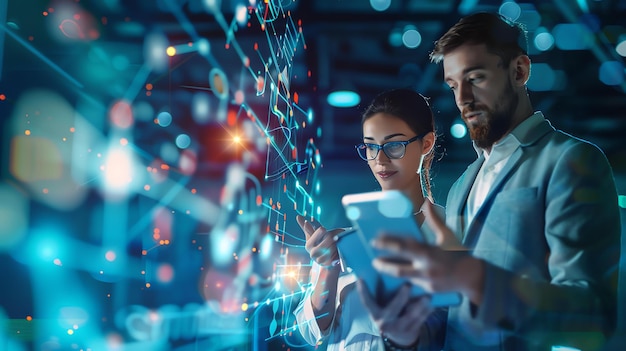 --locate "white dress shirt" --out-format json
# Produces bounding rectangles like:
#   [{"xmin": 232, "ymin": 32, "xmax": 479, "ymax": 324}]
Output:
[
  {"xmin": 464, "ymin": 112, "xmax": 545, "ymax": 229},
  {"xmin": 293, "ymin": 203, "xmax": 445, "ymax": 351}
]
